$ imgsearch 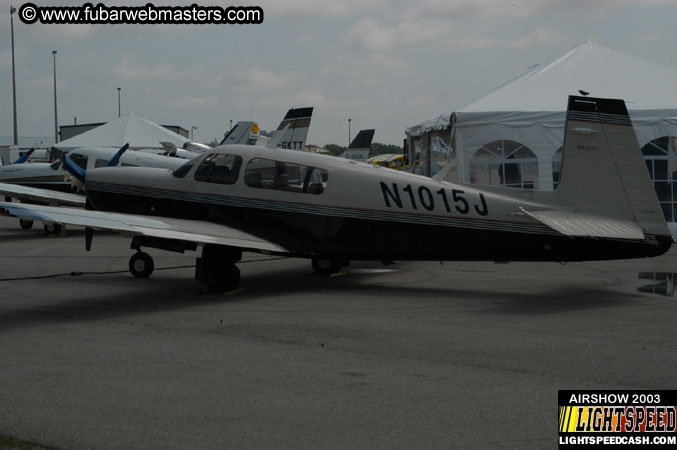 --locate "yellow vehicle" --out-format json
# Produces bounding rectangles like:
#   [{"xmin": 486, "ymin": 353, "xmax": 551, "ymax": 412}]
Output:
[{"xmin": 367, "ymin": 153, "xmax": 408, "ymax": 170}]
